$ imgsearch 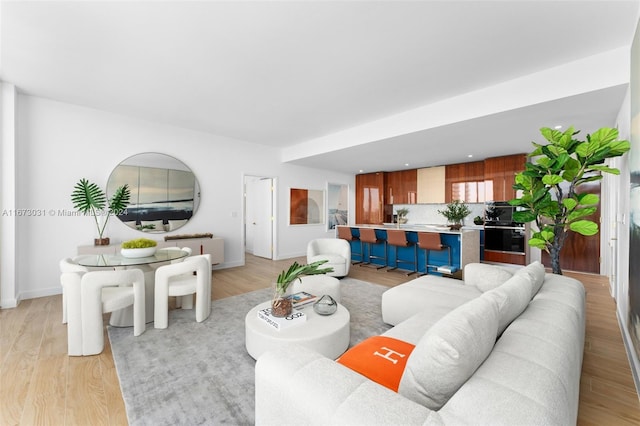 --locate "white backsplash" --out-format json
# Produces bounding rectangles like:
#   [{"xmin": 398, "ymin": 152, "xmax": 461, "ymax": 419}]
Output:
[{"xmin": 392, "ymin": 203, "xmax": 486, "ymax": 226}]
